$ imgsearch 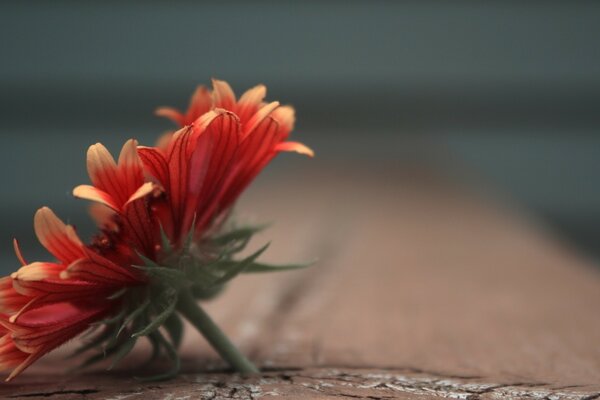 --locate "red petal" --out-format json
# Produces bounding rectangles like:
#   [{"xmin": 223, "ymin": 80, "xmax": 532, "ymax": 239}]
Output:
[
  {"xmin": 155, "ymin": 107, "xmax": 185, "ymax": 125},
  {"xmin": 33, "ymin": 208, "xmax": 85, "ymax": 264},
  {"xmin": 275, "ymin": 141, "xmax": 314, "ymax": 157},
  {"xmin": 211, "ymin": 79, "xmax": 236, "ymax": 110},
  {"xmin": 237, "ymin": 84, "xmax": 267, "ymax": 124},
  {"xmin": 122, "ymin": 195, "xmax": 157, "ymax": 258},
  {"xmin": 86, "ymin": 143, "xmax": 124, "ymax": 203},
  {"xmin": 12, "ymin": 239, "xmax": 27, "ymax": 266},
  {"xmin": 188, "ymin": 111, "xmax": 241, "ymax": 232},
  {"xmin": 218, "ymin": 116, "xmax": 280, "ymax": 213},
  {"xmin": 138, "ymin": 146, "xmax": 169, "ymax": 185},
  {"xmin": 64, "ymin": 249, "xmax": 143, "ymax": 285},
  {"xmin": 85, "ymin": 140, "xmax": 145, "ymax": 208},
  {"xmin": 243, "ymin": 101, "xmax": 279, "ymax": 139},
  {"xmin": 73, "ymin": 185, "xmax": 120, "ymax": 211},
  {"xmin": 271, "ymin": 105, "xmax": 295, "ymax": 139},
  {"xmin": 117, "ymin": 139, "xmax": 145, "ymax": 198},
  {"xmin": 187, "ymin": 85, "xmax": 213, "ymax": 123},
  {"xmin": 165, "ymin": 126, "xmax": 194, "ymax": 238},
  {"xmin": 0, "ymin": 277, "xmax": 31, "ymax": 314},
  {"xmin": 7, "ymin": 302, "xmax": 112, "ymax": 380},
  {"xmin": 88, "ymin": 204, "xmax": 119, "ymax": 231}
]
